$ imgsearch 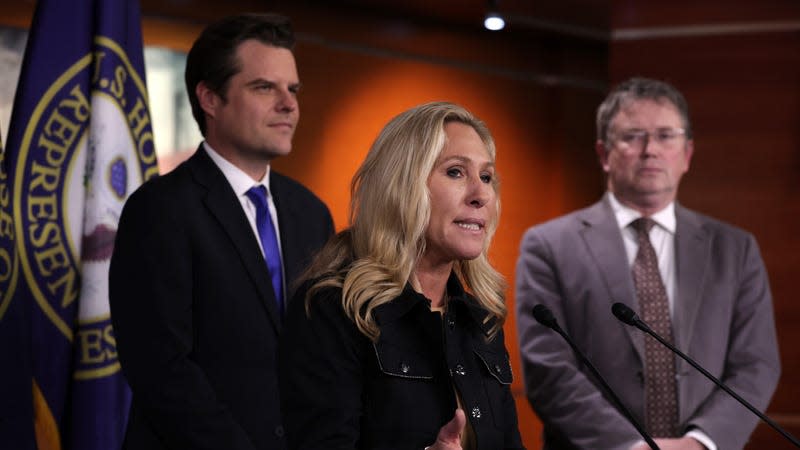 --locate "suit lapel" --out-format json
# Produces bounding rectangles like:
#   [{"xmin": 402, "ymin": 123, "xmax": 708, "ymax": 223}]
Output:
[
  {"xmin": 270, "ymin": 174, "xmax": 301, "ymax": 287},
  {"xmin": 673, "ymin": 204, "xmax": 709, "ymax": 354},
  {"xmin": 580, "ymin": 197, "xmax": 645, "ymax": 363},
  {"xmin": 188, "ymin": 148, "xmax": 283, "ymax": 332}
]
